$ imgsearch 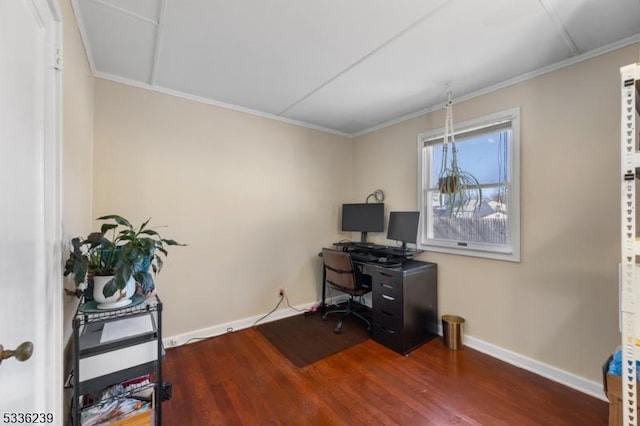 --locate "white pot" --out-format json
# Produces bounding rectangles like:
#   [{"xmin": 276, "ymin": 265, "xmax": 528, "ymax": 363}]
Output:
[{"xmin": 92, "ymin": 275, "xmax": 136, "ymax": 310}]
